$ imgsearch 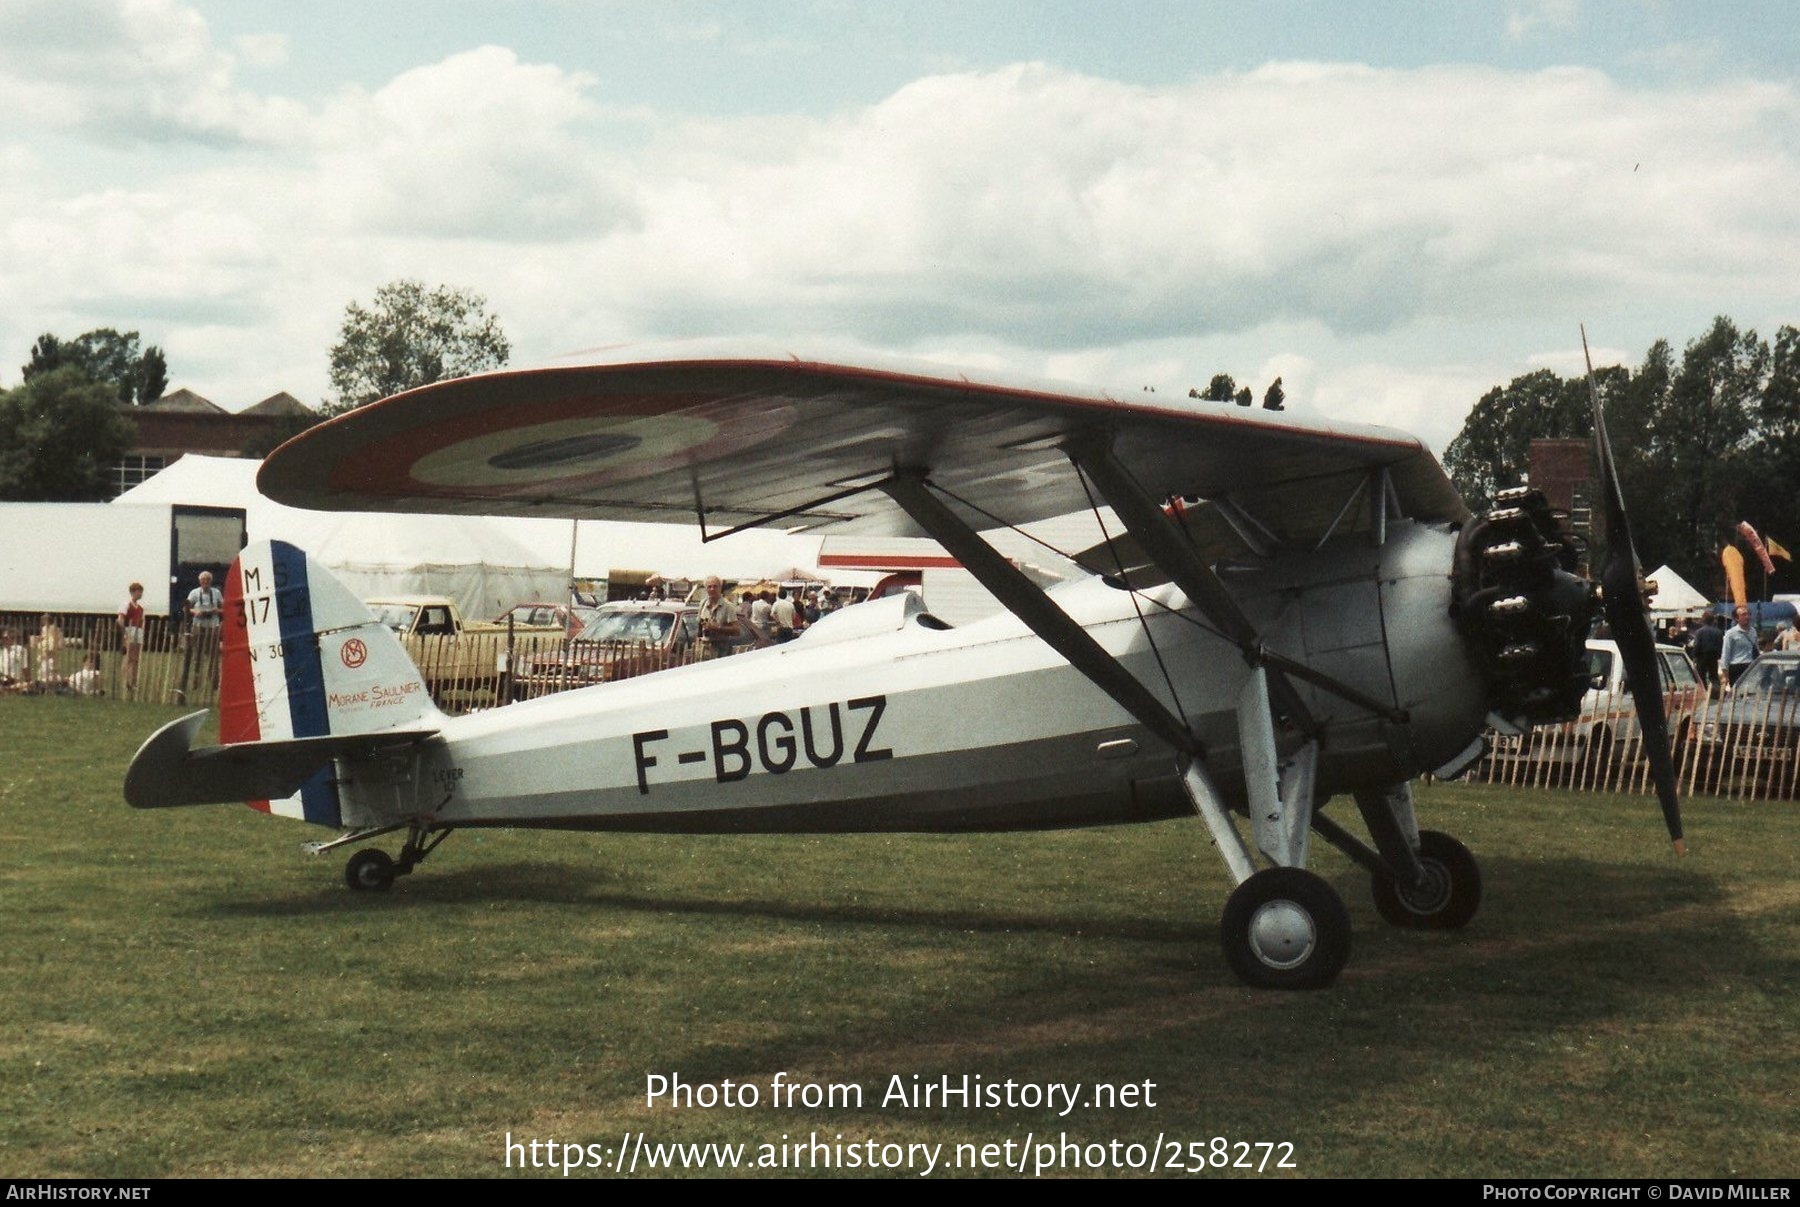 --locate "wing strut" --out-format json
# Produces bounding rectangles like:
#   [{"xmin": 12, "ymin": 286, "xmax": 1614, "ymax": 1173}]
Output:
[
  {"xmin": 1063, "ymin": 433, "xmax": 1319, "ymax": 737},
  {"xmin": 877, "ymin": 471, "xmax": 1198, "ymax": 756}
]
